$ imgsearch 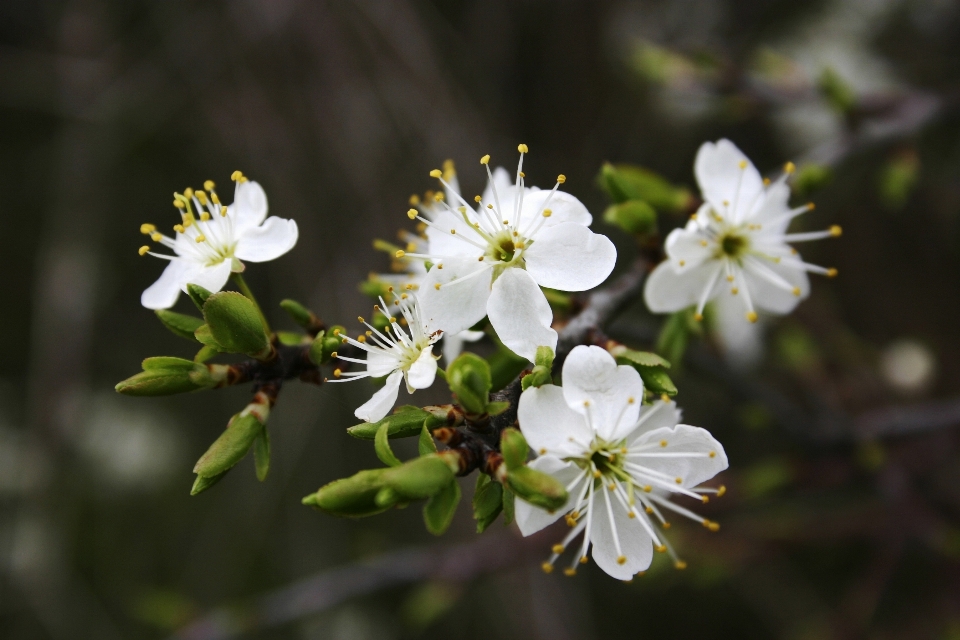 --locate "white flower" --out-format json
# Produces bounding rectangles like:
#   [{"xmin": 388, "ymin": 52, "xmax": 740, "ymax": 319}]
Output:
[
  {"xmin": 138, "ymin": 172, "xmax": 298, "ymax": 309},
  {"xmin": 644, "ymin": 139, "xmax": 840, "ymax": 324},
  {"xmin": 515, "ymin": 345, "xmax": 728, "ymax": 580},
  {"xmin": 412, "ymin": 145, "xmax": 617, "ymax": 362},
  {"xmin": 331, "ymin": 293, "xmax": 441, "ymax": 423}
]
